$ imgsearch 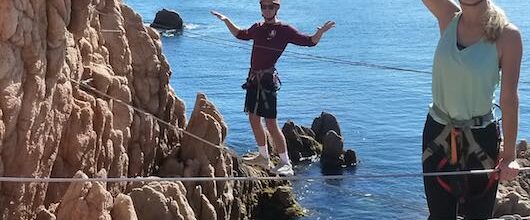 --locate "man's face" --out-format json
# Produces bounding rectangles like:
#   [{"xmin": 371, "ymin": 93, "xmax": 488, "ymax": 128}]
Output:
[{"xmin": 260, "ymin": 3, "xmax": 279, "ymax": 19}]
